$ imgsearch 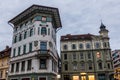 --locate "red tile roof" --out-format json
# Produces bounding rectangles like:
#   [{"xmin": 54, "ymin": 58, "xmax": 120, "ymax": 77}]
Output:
[{"xmin": 61, "ymin": 33, "xmax": 94, "ymax": 41}]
